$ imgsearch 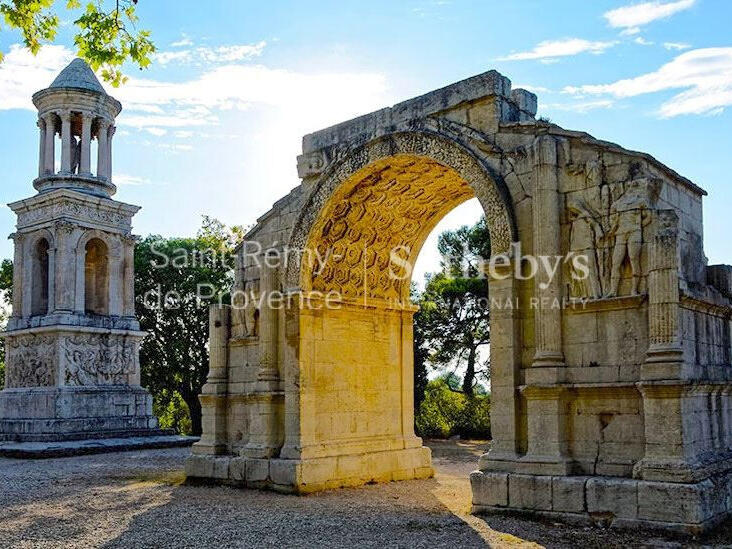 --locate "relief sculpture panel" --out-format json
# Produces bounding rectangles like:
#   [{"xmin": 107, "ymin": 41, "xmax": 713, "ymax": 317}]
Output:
[
  {"xmin": 566, "ymin": 160, "xmax": 661, "ymax": 299},
  {"xmin": 4, "ymin": 334, "xmax": 57, "ymax": 388},
  {"xmin": 61, "ymin": 334, "xmax": 137, "ymax": 386}
]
